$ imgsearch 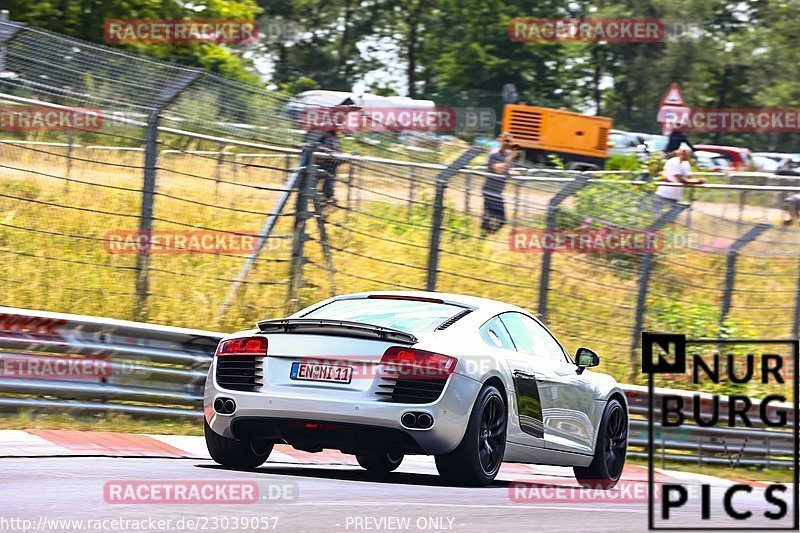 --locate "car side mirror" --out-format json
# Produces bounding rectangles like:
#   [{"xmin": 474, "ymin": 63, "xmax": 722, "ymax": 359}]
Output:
[{"xmin": 575, "ymin": 347, "xmax": 600, "ymax": 374}]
